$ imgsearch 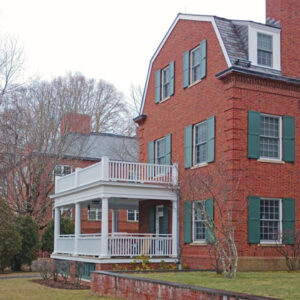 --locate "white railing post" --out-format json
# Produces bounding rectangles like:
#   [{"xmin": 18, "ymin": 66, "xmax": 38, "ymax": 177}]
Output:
[
  {"xmin": 101, "ymin": 157, "xmax": 109, "ymax": 181},
  {"xmin": 75, "ymin": 168, "xmax": 82, "ymax": 187},
  {"xmin": 172, "ymin": 163, "xmax": 178, "ymax": 186},
  {"xmin": 74, "ymin": 203, "xmax": 81, "ymax": 256},
  {"xmin": 100, "ymin": 197, "xmax": 110, "ymax": 257},
  {"xmin": 172, "ymin": 200, "xmax": 178, "ymax": 257},
  {"xmin": 53, "ymin": 207, "xmax": 60, "ymax": 254}
]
